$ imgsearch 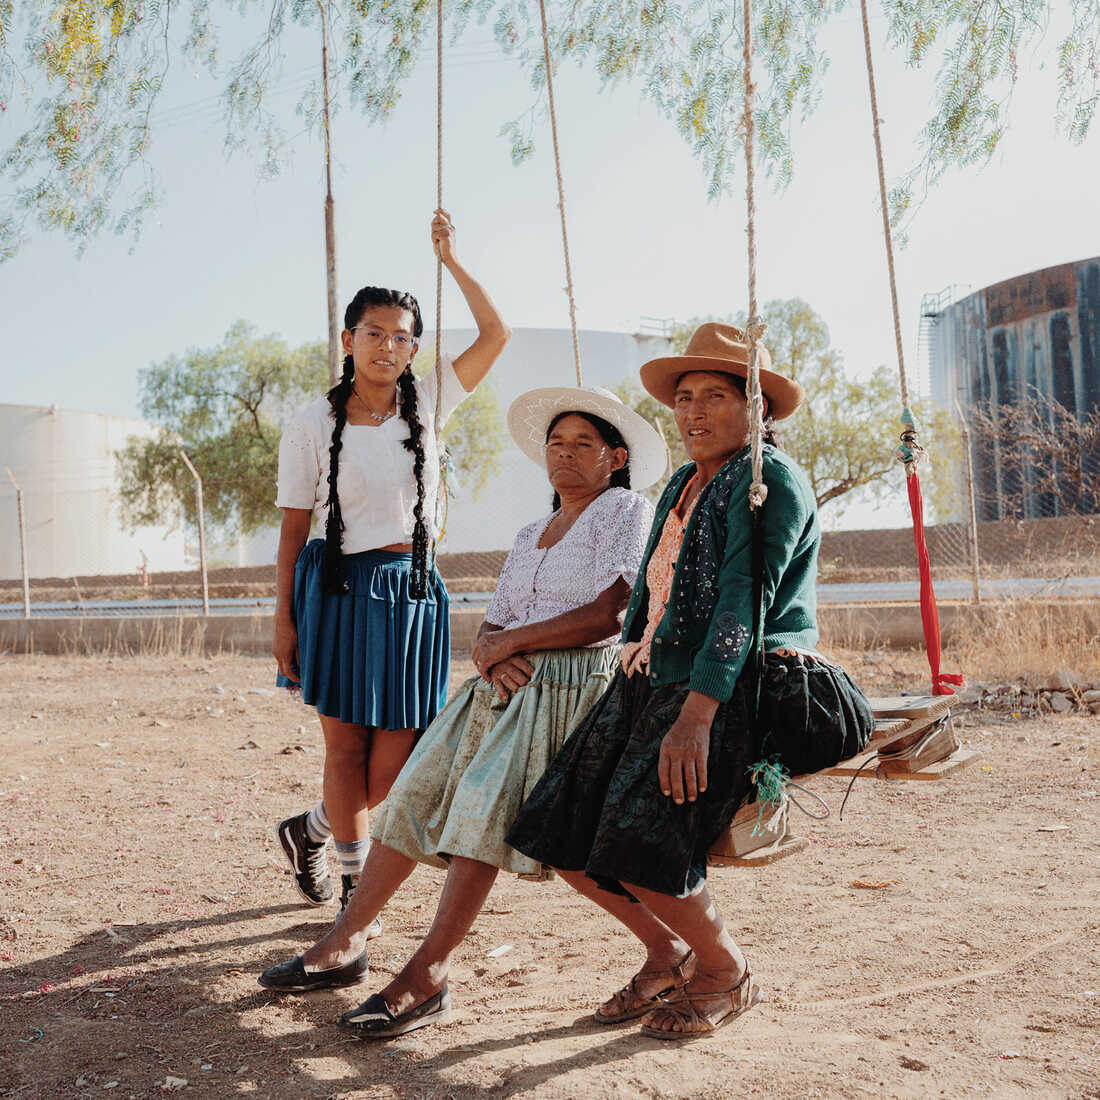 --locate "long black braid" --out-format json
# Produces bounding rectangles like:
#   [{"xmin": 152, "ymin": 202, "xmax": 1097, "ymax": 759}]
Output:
[
  {"xmin": 396, "ymin": 365, "xmax": 431, "ymax": 598},
  {"xmin": 322, "ymin": 286, "xmax": 426, "ymax": 596},
  {"xmin": 321, "ymin": 352, "xmax": 355, "ymax": 594},
  {"xmin": 546, "ymin": 410, "xmax": 632, "ymax": 511}
]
